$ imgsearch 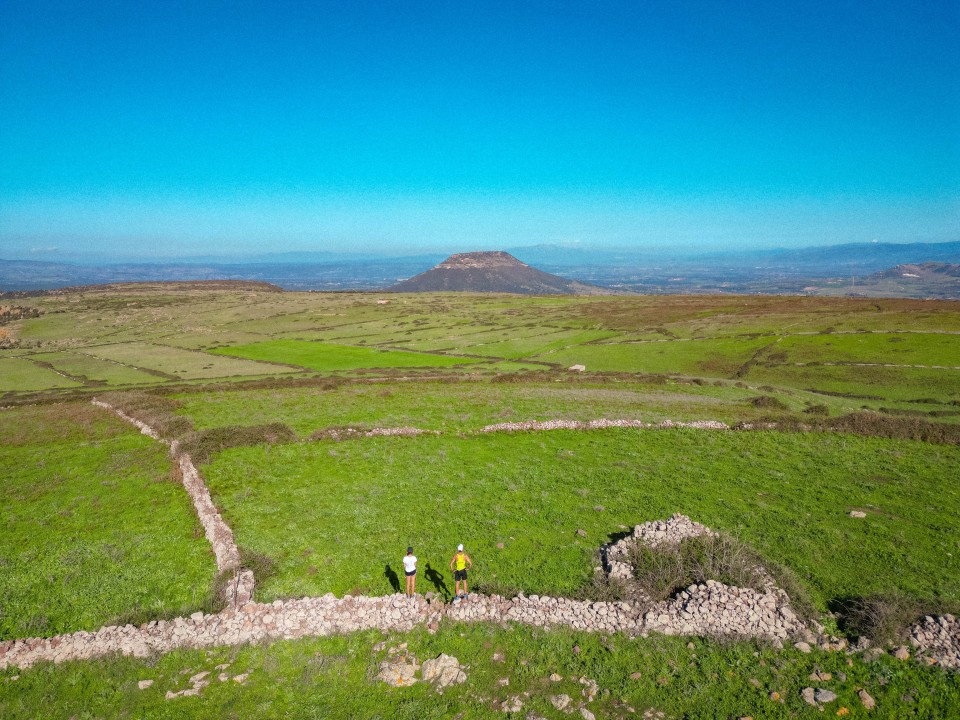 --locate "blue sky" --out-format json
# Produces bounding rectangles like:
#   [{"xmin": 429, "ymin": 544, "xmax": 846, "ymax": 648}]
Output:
[{"xmin": 1, "ymin": 0, "xmax": 957, "ymax": 260}]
